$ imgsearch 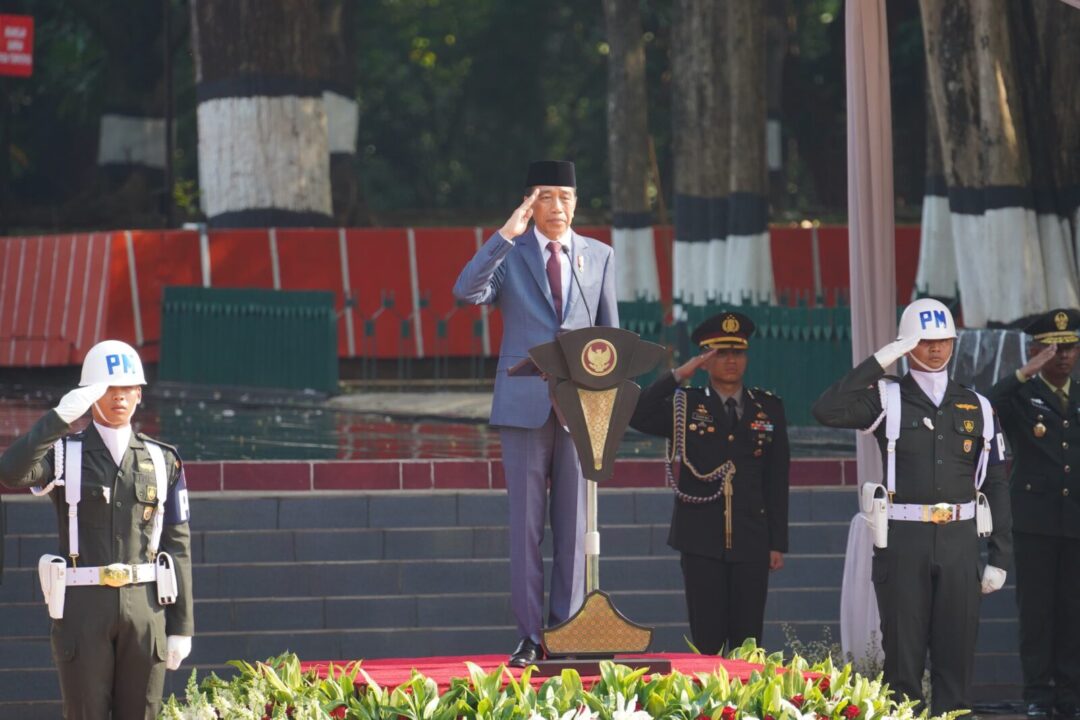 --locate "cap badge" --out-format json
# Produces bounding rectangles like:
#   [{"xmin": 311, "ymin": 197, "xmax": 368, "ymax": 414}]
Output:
[
  {"xmin": 1056, "ymin": 311, "xmax": 1069, "ymax": 330},
  {"xmin": 721, "ymin": 315, "xmax": 740, "ymax": 333}
]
